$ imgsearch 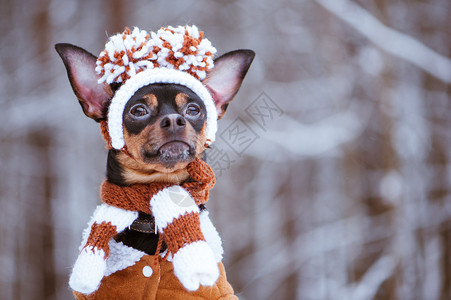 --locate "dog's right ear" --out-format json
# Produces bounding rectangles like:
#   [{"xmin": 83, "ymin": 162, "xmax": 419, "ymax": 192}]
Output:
[{"xmin": 55, "ymin": 43, "xmax": 112, "ymax": 121}]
